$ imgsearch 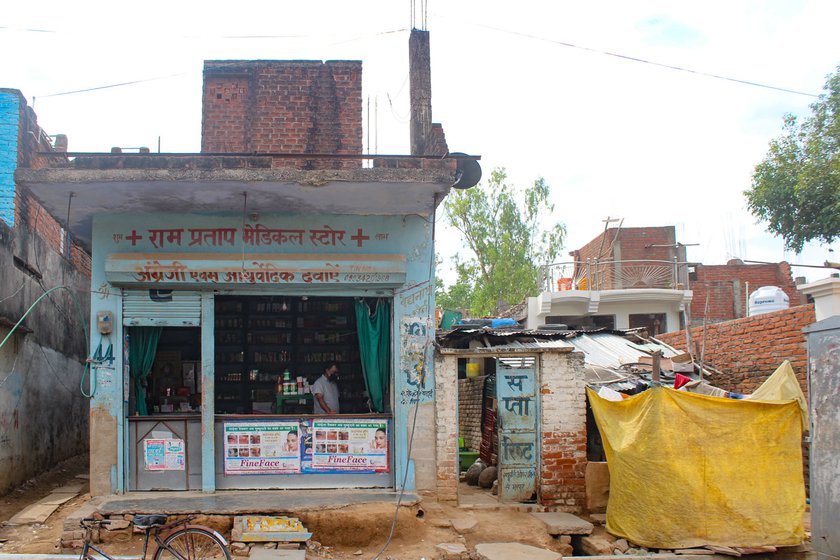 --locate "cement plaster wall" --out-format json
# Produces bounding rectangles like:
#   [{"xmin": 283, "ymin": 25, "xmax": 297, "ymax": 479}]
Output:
[{"xmin": 0, "ymin": 220, "xmax": 90, "ymax": 494}]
